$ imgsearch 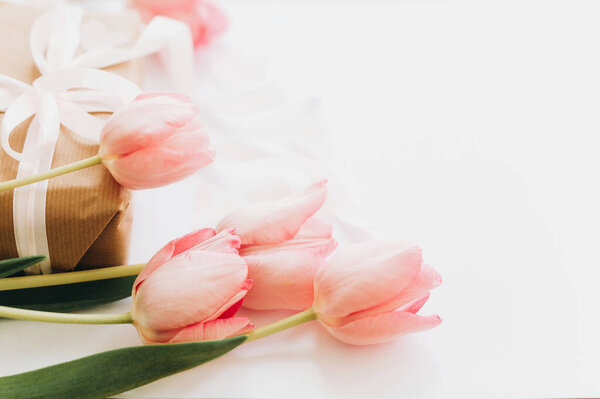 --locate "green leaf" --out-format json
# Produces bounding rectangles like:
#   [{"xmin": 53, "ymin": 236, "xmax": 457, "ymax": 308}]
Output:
[
  {"xmin": 0, "ymin": 256, "xmax": 46, "ymax": 279},
  {"xmin": 0, "ymin": 276, "xmax": 136, "ymax": 312},
  {"xmin": 0, "ymin": 336, "xmax": 247, "ymax": 399}
]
